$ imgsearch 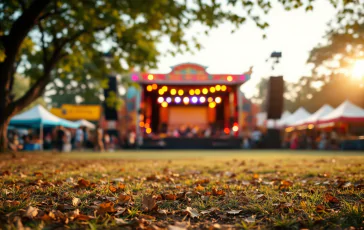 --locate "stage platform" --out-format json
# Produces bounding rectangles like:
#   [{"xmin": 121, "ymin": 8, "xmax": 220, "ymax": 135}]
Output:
[{"xmin": 141, "ymin": 137, "xmax": 242, "ymax": 149}]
